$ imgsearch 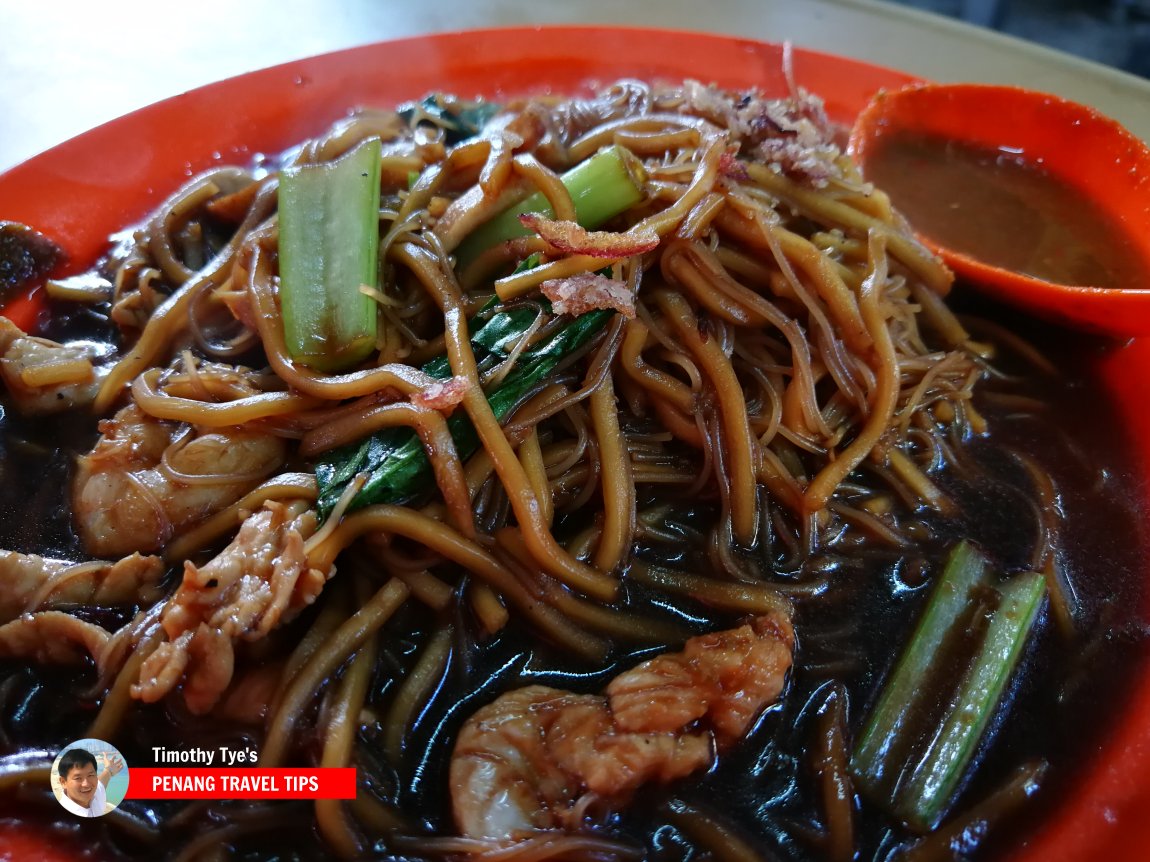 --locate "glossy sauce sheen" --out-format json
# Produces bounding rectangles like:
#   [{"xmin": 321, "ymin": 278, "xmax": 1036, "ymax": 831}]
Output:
[
  {"xmin": 864, "ymin": 131, "xmax": 1146, "ymax": 289},
  {"xmin": 0, "ymin": 298, "xmax": 1147, "ymax": 860}
]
